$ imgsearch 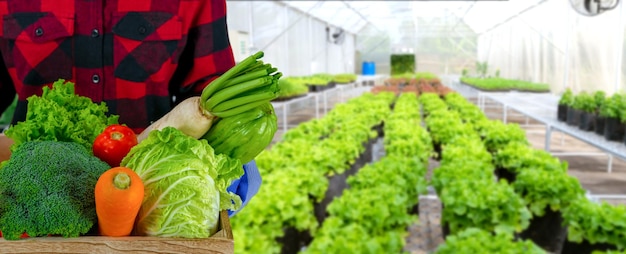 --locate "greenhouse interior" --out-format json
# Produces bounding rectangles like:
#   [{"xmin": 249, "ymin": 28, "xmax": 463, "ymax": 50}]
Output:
[
  {"xmin": 1, "ymin": 0, "xmax": 626, "ymax": 253},
  {"xmin": 224, "ymin": 0, "xmax": 626, "ymax": 253}
]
